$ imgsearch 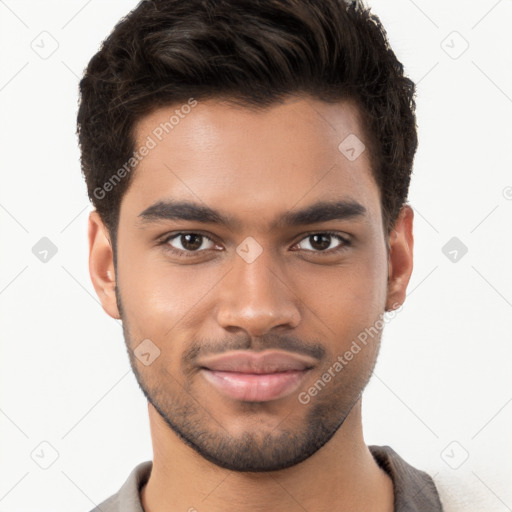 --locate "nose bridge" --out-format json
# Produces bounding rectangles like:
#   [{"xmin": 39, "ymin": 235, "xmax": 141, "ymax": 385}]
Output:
[{"xmin": 215, "ymin": 242, "xmax": 300, "ymax": 335}]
